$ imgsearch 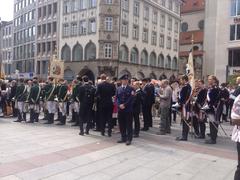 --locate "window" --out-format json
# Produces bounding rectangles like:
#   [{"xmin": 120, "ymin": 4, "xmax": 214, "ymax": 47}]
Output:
[
  {"xmin": 181, "ymin": 22, "xmax": 188, "ymax": 32},
  {"xmin": 229, "ymin": 49, "xmax": 240, "ymax": 66},
  {"xmin": 167, "ymin": 36, "xmax": 171, "ymax": 49},
  {"xmin": 168, "ymin": 0, "xmax": 173, "ymax": 10},
  {"xmin": 79, "ymin": 20, "xmax": 87, "ymax": 34},
  {"xmin": 89, "ymin": 19, "xmax": 96, "ymax": 33},
  {"xmin": 160, "ymin": 14, "xmax": 165, "ymax": 27},
  {"xmin": 122, "ymin": 21, "xmax": 128, "ymax": 36},
  {"xmin": 104, "ymin": 44, "xmax": 112, "ymax": 58},
  {"xmin": 80, "ymin": 0, "xmax": 87, "ymax": 9},
  {"xmin": 132, "ymin": 25, "xmax": 139, "ymax": 39},
  {"xmin": 173, "ymin": 39, "xmax": 178, "ymax": 51},
  {"xmin": 47, "ymin": 23, "xmax": 51, "ymax": 36},
  {"xmin": 122, "ymin": 0, "xmax": 129, "ymax": 10},
  {"xmin": 231, "ymin": 0, "xmax": 240, "ymax": 16},
  {"xmin": 198, "ymin": 20, "xmax": 204, "ymax": 30},
  {"xmin": 71, "ymin": 0, "xmax": 78, "ymax": 12},
  {"xmin": 105, "ymin": 17, "xmax": 113, "ymax": 31},
  {"xmin": 71, "ymin": 23, "xmax": 78, "ymax": 36},
  {"xmin": 131, "ymin": 48, "xmax": 138, "ymax": 63},
  {"xmin": 168, "ymin": 17, "xmax": 172, "ymax": 30},
  {"xmin": 161, "ymin": 0, "xmax": 166, "ymax": 6},
  {"xmin": 153, "ymin": 11, "xmax": 158, "ymax": 24},
  {"xmin": 143, "ymin": 29, "xmax": 148, "ymax": 42},
  {"xmin": 133, "ymin": 1, "xmax": 140, "ymax": 16},
  {"xmin": 89, "ymin": 0, "xmax": 97, "ymax": 8},
  {"xmin": 53, "ymin": 3, "xmax": 57, "ymax": 15},
  {"xmin": 144, "ymin": 6, "xmax": 149, "ymax": 20},
  {"xmin": 160, "ymin": 34, "xmax": 164, "ymax": 47},
  {"xmin": 48, "ymin": 4, "xmax": 52, "ymax": 17},
  {"xmin": 106, "ymin": 0, "xmax": 112, "ymax": 4},
  {"xmin": 174, "ymin": 21, "xmax": 179, "ymax": 33},
  {"xmin": 63, "ymin": 23, "xmax": 70, "ymax": 37},
  {"xmin": 151, "ymin": 31, "xmax": 157, "ymax": 46},
  {"xmin": 230, "ymin": 24, "xmax": 240, "ymax": 40},
  {"xmin": 63, "ymin": 0, "xmax": 71, "ymax": 14}
]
